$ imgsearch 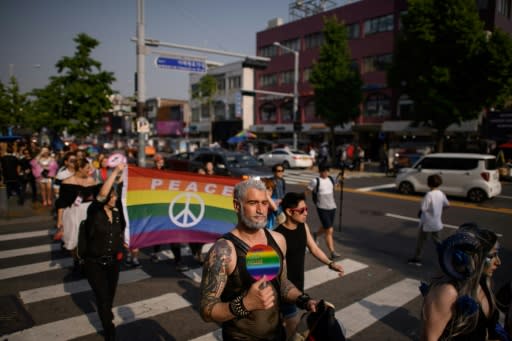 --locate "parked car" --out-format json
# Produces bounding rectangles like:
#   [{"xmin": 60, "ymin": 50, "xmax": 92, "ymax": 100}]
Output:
[
  {"xmin": 169, "ymin": 148, "xmax": 273, "ymax": 179},
  {"xmin": 395, "ymin": 153, "xmax": 502, "ymax": 202},
  {"xmin": 257, "ymin": 148, "xmax": 313, "ymax": 169},
  {"xmin": 165, "ymin": 151, "xmax": 195, "ymax": 172}
]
